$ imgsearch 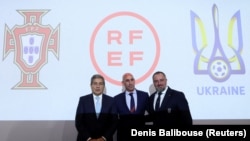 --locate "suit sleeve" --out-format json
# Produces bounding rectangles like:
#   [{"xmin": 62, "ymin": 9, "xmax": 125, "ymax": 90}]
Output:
[
  {"xmin": 102, "ymin": 100, "xmax": 118, "ymax": 140},
  {"xmin": 178, "ymin": 93, "xmax": 193, "ymax": 125},
  {"xmin": 75, "ymin": 98, "xmax": 91, "ymax": 141}
]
